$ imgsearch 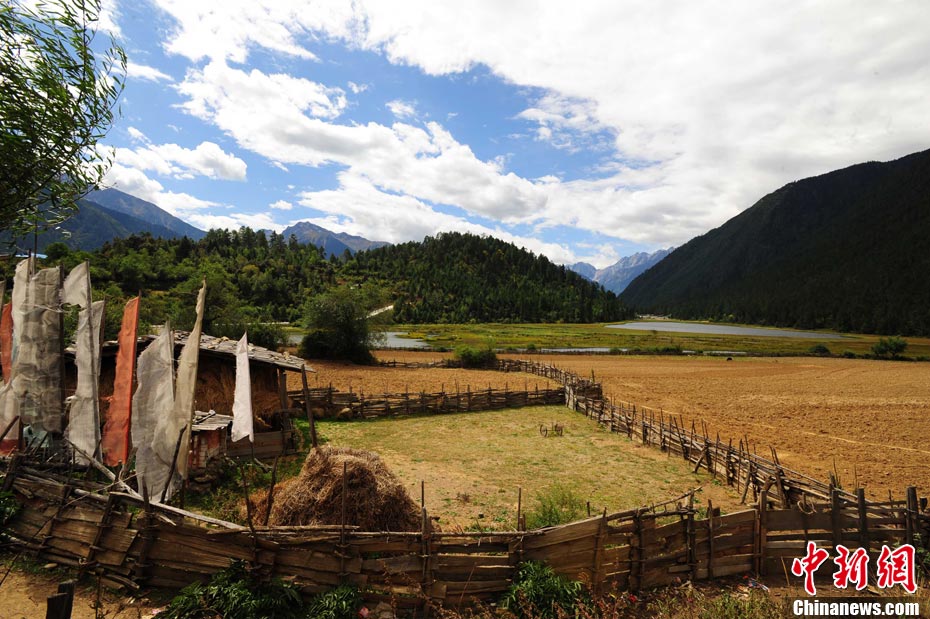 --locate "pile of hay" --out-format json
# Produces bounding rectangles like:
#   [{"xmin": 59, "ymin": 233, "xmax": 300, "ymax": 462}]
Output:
[{"xmin": 257, "ymin": 446, "xmax": 421, "ymax": 532}]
